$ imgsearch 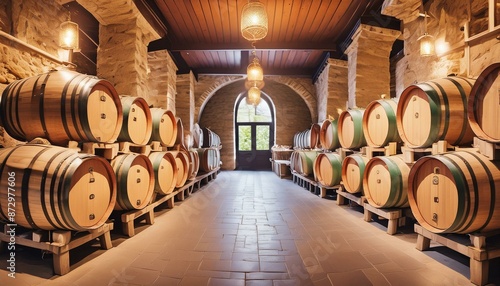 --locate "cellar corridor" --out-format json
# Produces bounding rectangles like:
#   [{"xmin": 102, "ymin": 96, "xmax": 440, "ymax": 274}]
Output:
[{"xmin": 2, "ymin": 171, "xmax": 491, "ymax": 286}]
